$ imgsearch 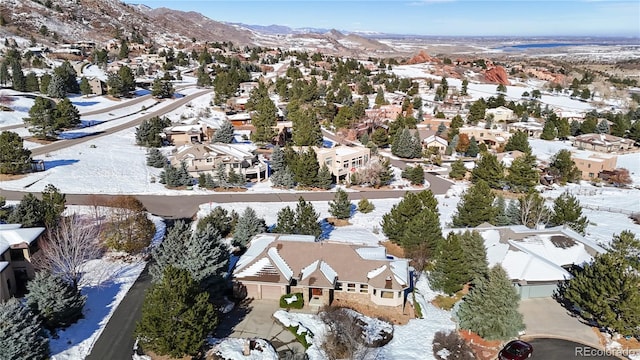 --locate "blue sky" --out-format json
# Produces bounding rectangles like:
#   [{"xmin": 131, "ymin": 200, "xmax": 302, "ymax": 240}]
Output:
[{"xmin": 127, "ymin": 1, "xmax": 640, "ymax": 37}]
